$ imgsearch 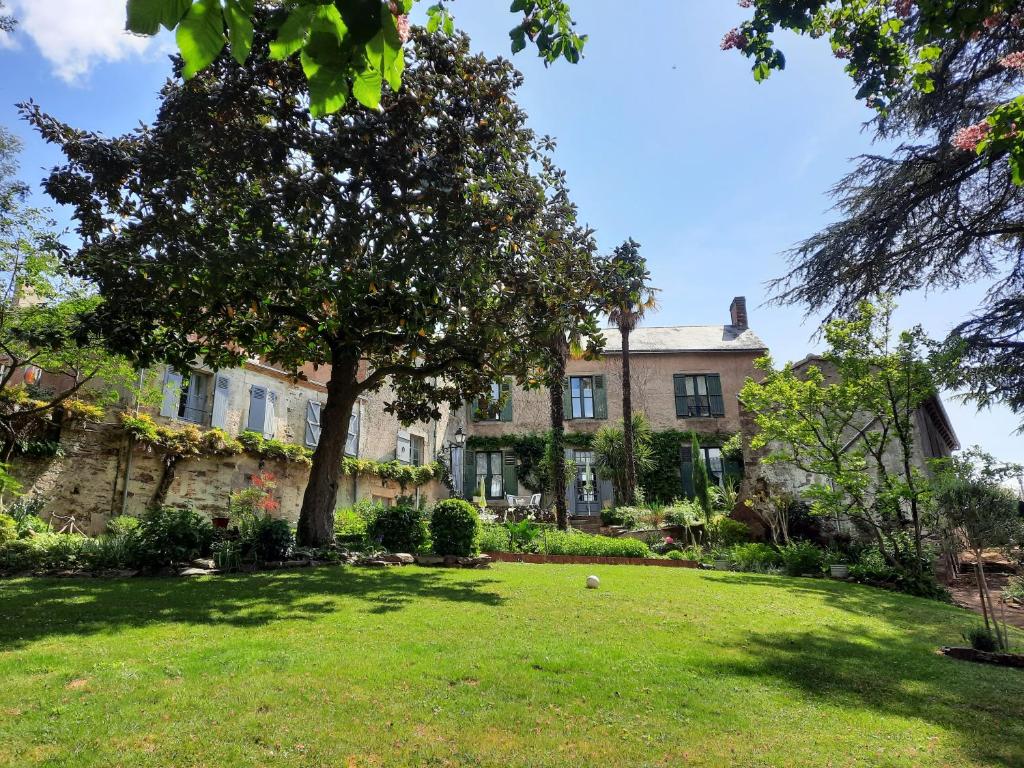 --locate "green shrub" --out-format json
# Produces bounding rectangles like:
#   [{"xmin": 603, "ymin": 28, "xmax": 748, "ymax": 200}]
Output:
[
  {"xmin": 600, "ymin": 506, "xmax": 643, "ymax": 528},
  {"xmin": 779, "ymin": 541, "xmax": 824, "ymax": 576},
  {"xmin": 963, "ymin": 625, "xmax": 999, "ymax": 652},
  {"xmin": 368, "ymin": 503, "xmax": 426, "ymax": 553},
  {"xmin": 478, "ymin": 522, "xmax": 511, "ymax": 552},
  {"xmin": 1005, "ymin": 574, "xmax": 1024, "ymax": 603},
  {"xmin": 0, "ymin": 512, "xmax": 16, "ymax": 545},
  {"xmin": 730, "ymin": 542, "xmax": 782, "ymax": 572},
  {"xmin": 666, "ymin": 549, "xmax": 686, "ymax": 561},
  {"xmin": 0, "ymin": 532, "xmax": 88, "ymax": 571},
  {"xmin": 82, "ymin": 532, "xmax": 140, "ymax": 570},
  {"xmin": 664, "ymin": 499, "xmax": 702, "ymax": 527},
  {"xmin": 705, "ymin": 514, "xmax": 749, "ymax": 548},
  {"xmin": 430, "ymin": 499, "xmax": 480, "ymax": 556},
  {"xmin": 255, "ymin": 517, "xmax": 294, "ymax": 561},
  {"xmin": 137, "ymin": 507, "xmax": 214, "ymax": 567},
  {"xmin": 538, "ymin": 529, "xmax": 651, "ymax": 558},
  {"xmin": 106, "ymin": 515, "xmax": 140, "ymax": 537},
  {"xmin": 15, "ymin": 514, "xmax": 49, "ymax": 537}
]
